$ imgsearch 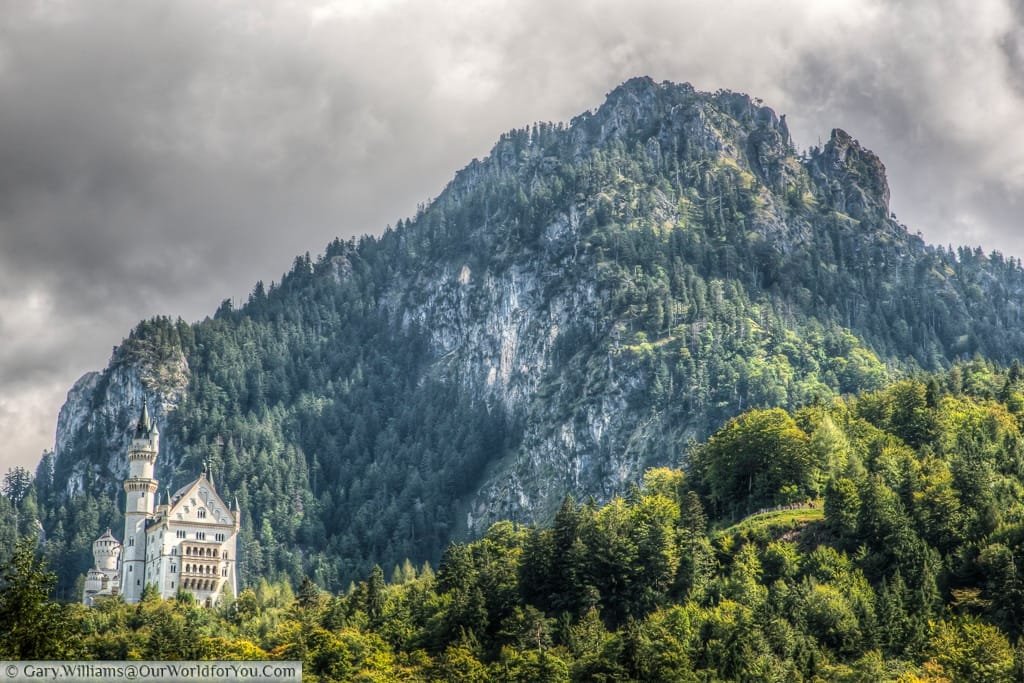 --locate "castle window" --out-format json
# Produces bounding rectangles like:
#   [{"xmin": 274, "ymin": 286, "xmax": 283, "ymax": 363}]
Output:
[
  {"xmin": 128, "ymin": 538, "xmax": 134, "ymax": 547},
  {"xmin": 215, "ymin": 533, "xmax": 225, "ymax": 542},
  {"xmin": 222, "ymin": 567, "xmax": 227, "ymax": 577},
  {"xmin": 171, "ymin": 565, "xmax": 177, "ymax": 573},
  {"xmin": 198, "ymin": 509, "xmax": 206, "ymax": 519},
  {"xmin": 223, "ymin": 551, "xmax": 229, "ymax": 560},
  {"xmin": 176, "ymin": 530, "xmax": 186, "ymax": 539},
  {"xmin": 196, "ymin": 532, "xmax": 205, "ymax": 540}
]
